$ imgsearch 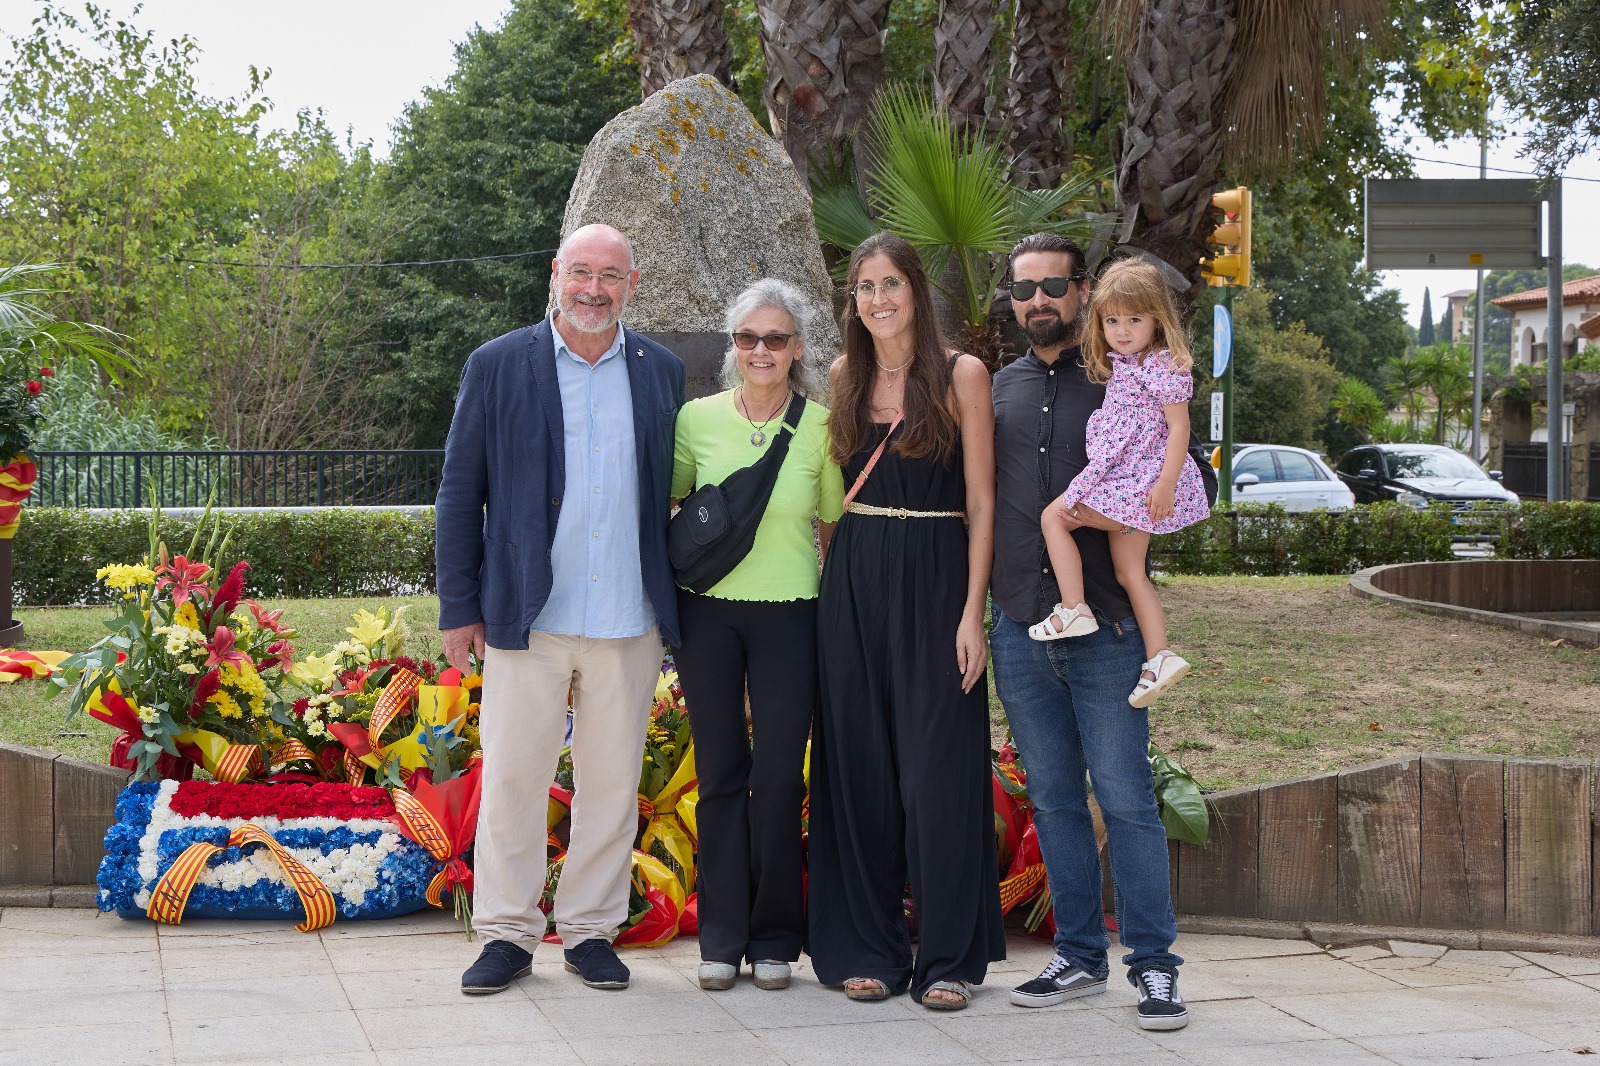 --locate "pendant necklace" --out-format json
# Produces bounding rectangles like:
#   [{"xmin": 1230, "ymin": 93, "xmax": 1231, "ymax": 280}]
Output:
[{"xmin": 738, "ymin": 387, "xmax": 789, "ymax": 447}]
